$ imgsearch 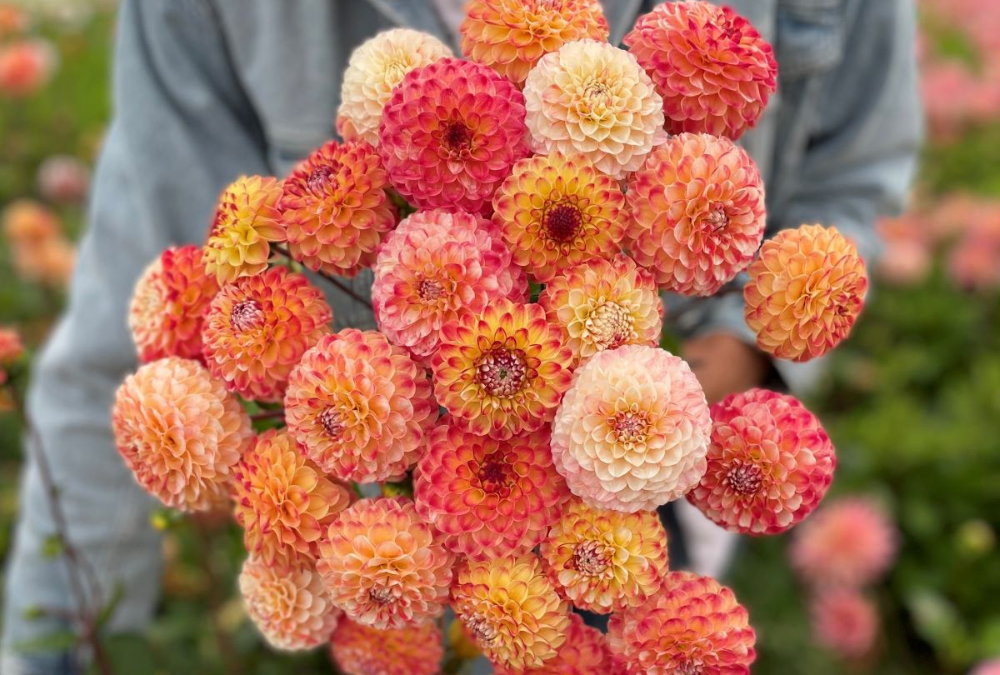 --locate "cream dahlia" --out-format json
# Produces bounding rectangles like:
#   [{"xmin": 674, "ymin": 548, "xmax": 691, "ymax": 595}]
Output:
[
  {"xmin": 810, "ymin": 588, "xmax": 879, "ymax": 660},
  {"xmin": 203, "ymin": 175, "xmax": 285, "ymax": 284},
  {"xmin": 494, "ymin": 612, "xmax": 611, "ymax": 675},
  {"xmin": 330, "ymin": 619, "xmax": 444, "ymax": 675}
]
